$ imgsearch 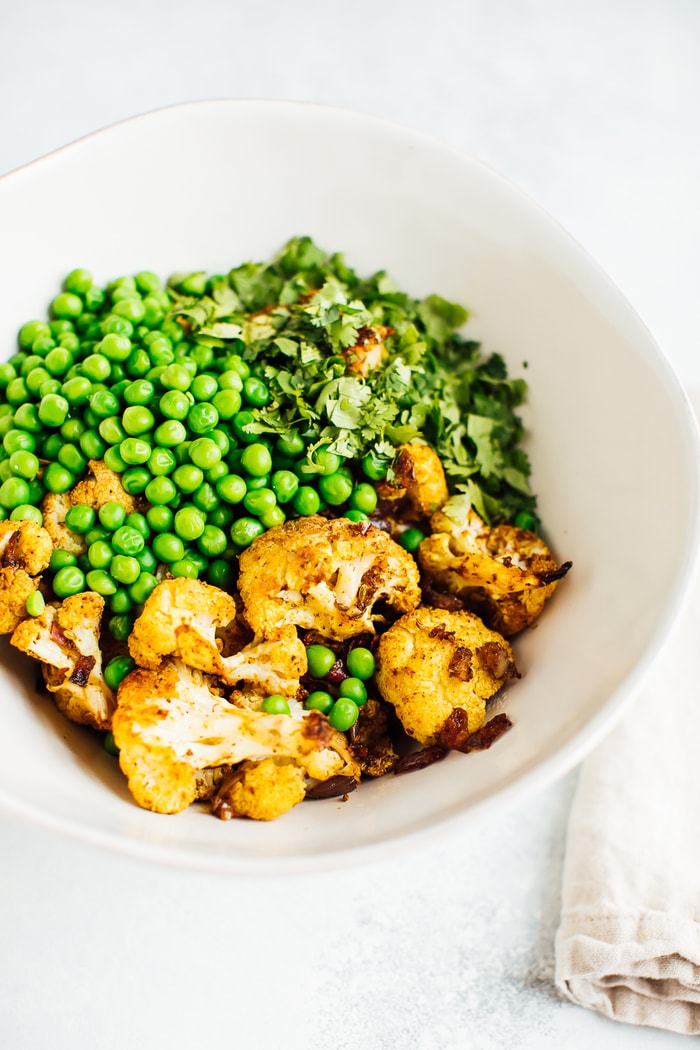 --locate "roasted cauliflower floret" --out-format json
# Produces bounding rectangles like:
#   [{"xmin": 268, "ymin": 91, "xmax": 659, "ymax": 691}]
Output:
[
  {"xmin": 128, "ymin": 577, "xmax": 306, "ymax": 696},
  {"xmin": 68, "ymin": 458, "xmax": 139, "ymax": 514},
  {"xmin": 211, "ymin": 758, "xmax": 307, "ymax": 821},
  {"xmin": 379, "ymin": 443, "xmax": 449, "ymax": 519},
  {"xmin": 375, "ymin": 606, "xmax": 519, "ymax": 745},
  {"xmin": 10, "ymin": 591, "xmax": 115, "ymax": 729},
  {"xmin": 128, "ymin": 577, "xmax": 239, "ymax": 670},
  {"xmin": 238, "ymin": 515, "xmax": 421, "ymax": 641},
  {"xmin": 0, "ymin": 519, "xmax": 53, "ymax": 634},
  {"xmin": 419, "ymin": 507, "xmax": 571, "ymax": 635},
  {"xmin": 112, "ymin": 659, "xmax": 359, "ymax": 814}
]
